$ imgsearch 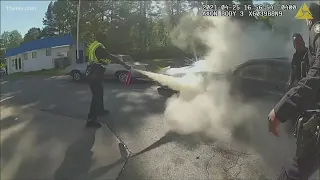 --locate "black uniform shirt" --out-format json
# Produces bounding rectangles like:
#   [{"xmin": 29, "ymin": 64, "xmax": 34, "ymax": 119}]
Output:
[
  {"xmin": 274, "ymin": 21, "xmax": 320, "ymax": 122},
  {"xmin": 89, "ymin": 63, "xmax": 105, "ymax": 83},
  {"xmin": 289, "ymin": 47, "xmax": 309, "ymax": 84}
]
